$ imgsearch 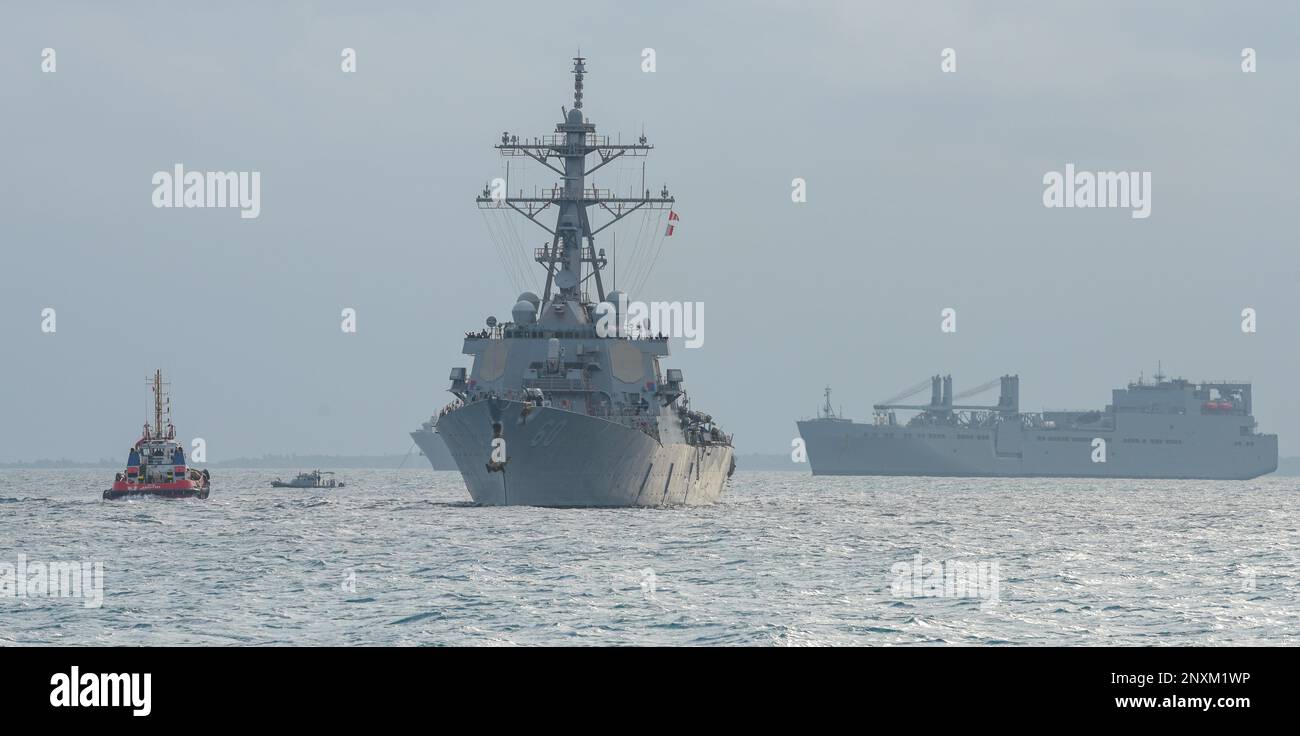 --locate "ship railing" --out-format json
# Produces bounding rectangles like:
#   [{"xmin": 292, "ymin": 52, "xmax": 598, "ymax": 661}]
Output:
[
  {"xmin": 477, "ymin": 186, "xmax": 613, "ymax": 203},
  {"xmin": 468, "ymin": 324, "xmax": 625, "ymax": 341},
  {"xmin": 689, "ymin": 432, "xmax": 734, "ymax": 448},
  {"xmin": 480, "ymin": 186, "xmax": 672, "ymax": 206},
  {"xmin": 534, "ymin": 245, "xmax": 601, "ymax": 262},
  {"xmin": 498, "ymin": 133, "xmax": 611, "ymax": 151},
  {"xmin": 521, "ymin": 378, "xmax": 594, "ymax": 392},
  {"xmin": 497, "ymin": 133, "xmax": 654, "ymax": 154},
  {"xmin": 587, "ymin": 406, "xmax": 656, "ymax": 419},
  {"xmin": 464, "ymin": 326, "xmax": 507, "ymax": 340},
  {"xmin": 459, "ymin": 387, "xmax": 596, "ymax": 403},
  {"xmin": 493, "ymin": 326, "xmax": 665, "ymax": 343},
  {"xmin": 501, "ymin": 326, "xmax": 591, "ymax": 340}
]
